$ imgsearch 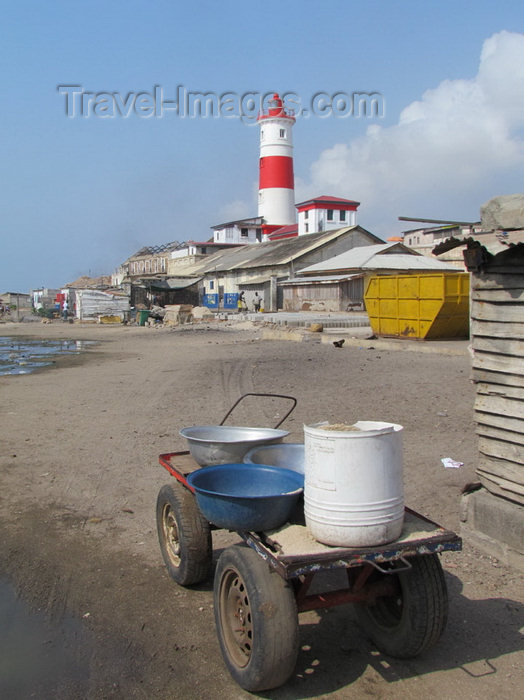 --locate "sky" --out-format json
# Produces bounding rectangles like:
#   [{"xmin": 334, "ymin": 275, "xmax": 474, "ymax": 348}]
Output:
[{"xmin": 2, "ymin": 1, "xmax": 524, "ymax": 292}]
